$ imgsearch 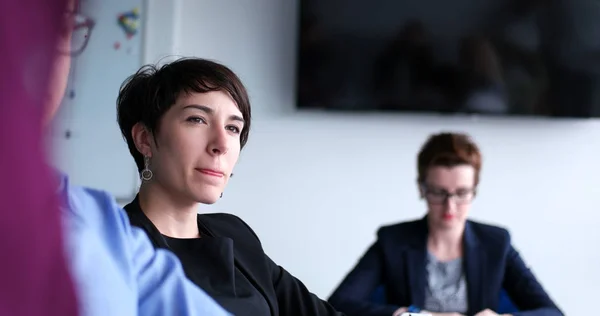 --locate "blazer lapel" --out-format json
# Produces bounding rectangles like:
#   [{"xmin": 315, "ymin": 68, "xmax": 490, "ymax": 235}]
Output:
[
  {"xmin": 406, "ymin": 218, "xmax": 428, "ymax": 307},
  {"xmin": 123, "ymin": 196, "xmax": 168, "ymax": 249},
  {"xmin": 197, "ymin": 217, "xmax": 278, "ymax": 316},
  {"xmin": 463, "ymin": 222, "xmax": 486, "ymax": 315}
]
